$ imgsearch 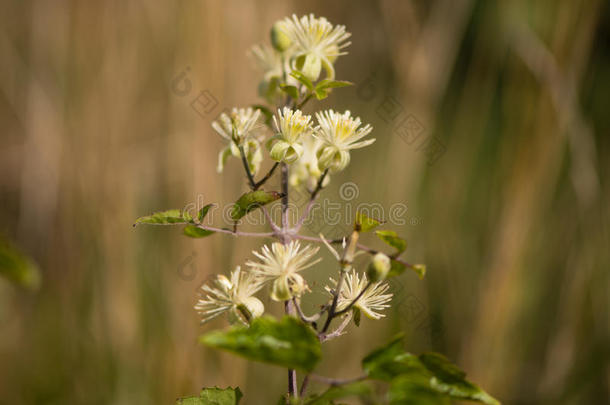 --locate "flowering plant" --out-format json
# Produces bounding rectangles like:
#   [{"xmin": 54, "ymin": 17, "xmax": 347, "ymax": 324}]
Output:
[{"xmin": 135, "ymin": 14, "xmax": 499, "ymax": 405}]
